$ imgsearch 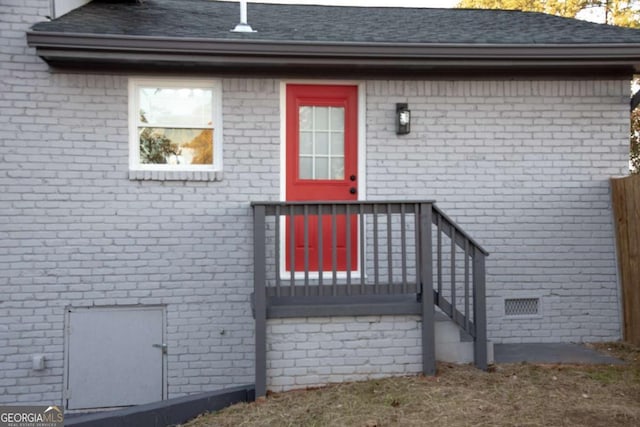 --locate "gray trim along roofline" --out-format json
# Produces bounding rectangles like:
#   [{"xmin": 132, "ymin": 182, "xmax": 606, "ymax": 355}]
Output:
[
  {"xmin": 26, "ymin": 31, "xmax": 640, "ymax": 58},
  {"xmin": 26, "ymin": 31, "xmax": 640, "ymax": 74}
]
